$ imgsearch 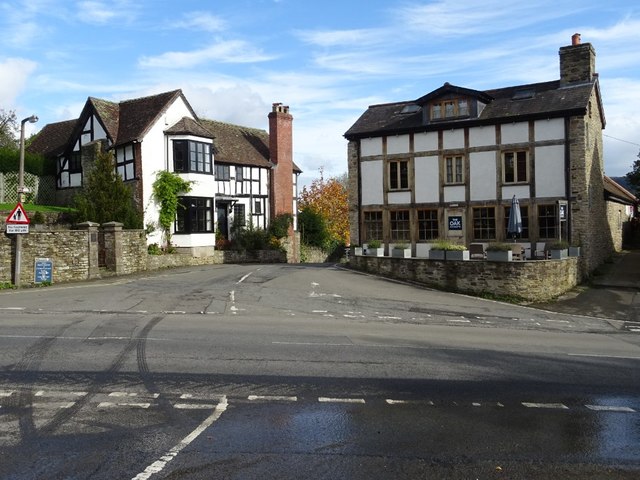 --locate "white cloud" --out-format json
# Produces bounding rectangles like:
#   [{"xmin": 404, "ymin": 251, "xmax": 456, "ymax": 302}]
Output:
[
  {"xmin": 0, "ymin": 58, "xmax": 38, "ymax": 108},
  {"xmin": 76, "ymin": 0, "xmax": 139, "ymax": 25},
  {"xmin": 171, "ymin": 11, "xmax": 227, "ymax": 32},
  {"xmin": 138, "ymin": 40, "xmax": 276, "ymax": 68}
]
